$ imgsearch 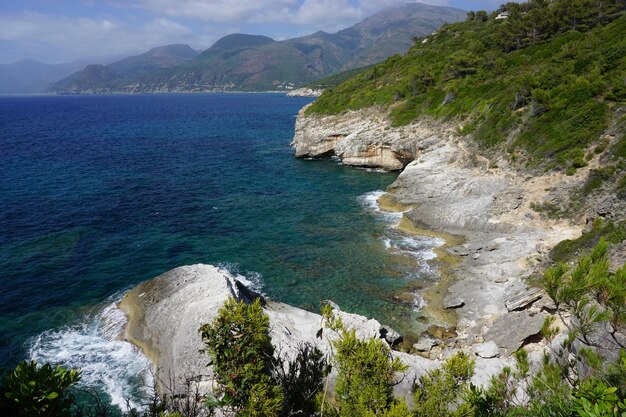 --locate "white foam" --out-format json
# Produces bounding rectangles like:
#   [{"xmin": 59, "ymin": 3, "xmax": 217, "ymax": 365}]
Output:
[
  {"xmin": 413, "ymin": 293, "xmax": 426, "ymax": 311},
  {"xmin": 357, "ymin": 190, "xmax": 403, "ymax": 224},
  {"xmin": 29, "ymin": 299, "xmax": 153, "ymax": 412},
  {"xmin": 216, "ymin": 262, "xmax": 265, "ymax": 294},
  {"xmin": 394, "ymin": 236, "xmax": 445, "ymax": 261}
]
